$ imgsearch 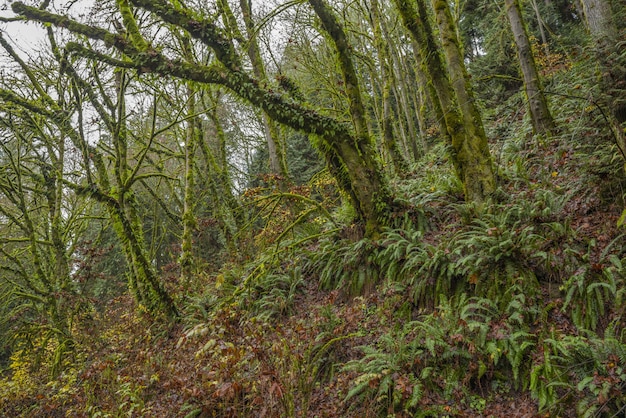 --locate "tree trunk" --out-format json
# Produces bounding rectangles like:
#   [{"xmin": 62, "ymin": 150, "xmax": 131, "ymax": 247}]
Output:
[
  {"xmin": 581, "ymin": 0, "xmax": 617, "ymax": 42},
  {"xmin": 431, "ymin": 0, "xmax": 496, "ymax": 199},
  {"xmin": 395, "ymin": 0, "xmax": 496, "ymax": 203},
  {"xmin": 309, "ymin": 0, "xmax": 393, "ymax": 235},
  {"xmin": 370, "ymin": 0, "xmax": 411, "ymax": 174},
  {"xmin": 238, "ymin": 0, "xmax": 288, "ymax": 177},
  {"xmin": 180, "ymin": 84, "xmax": 198, "ymax": 284},
  {"xmin": 505, "ymin": 0, "xmax": 556, "ymax": 136},
  {"xmin": 382, "ymin": 18, "xmax": 426, "ymax": 159},
  {"xmin": 580, "ymin": 0, "xmax": 626, "ymax": 156},
  {"xmin": 530, "ymin": 0, "xmax": 550, "ymax": 51},
  {"xmin": 179, "ymin": 36, "xmax": 198, "ymax": 285}
]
